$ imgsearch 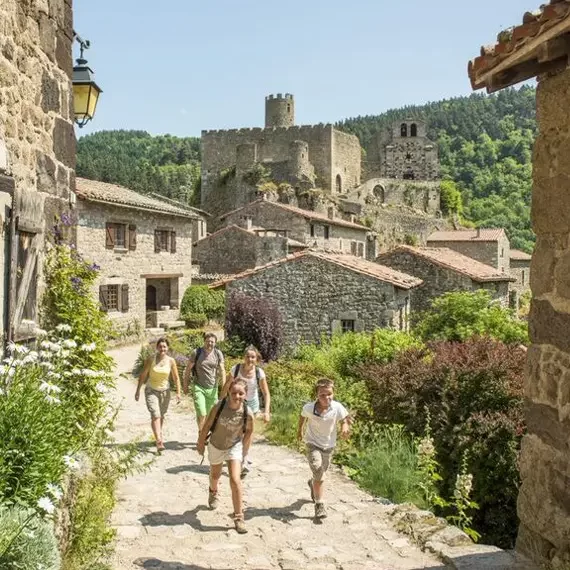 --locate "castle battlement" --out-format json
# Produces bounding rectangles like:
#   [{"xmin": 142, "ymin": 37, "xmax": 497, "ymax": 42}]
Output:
[
  {"xmin": 266, "ymin": 93, "xmax": 293, "ymax": 100},
  {"xmin": 201, "ymin": 124, "xmax": 334, "ymax": 136}
]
